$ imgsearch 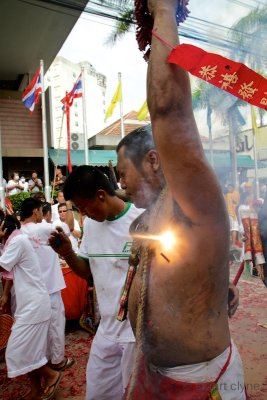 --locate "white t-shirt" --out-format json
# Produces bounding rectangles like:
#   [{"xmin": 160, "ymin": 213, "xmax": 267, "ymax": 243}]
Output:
[
  {"xmin": 51, "ymin": 203, "xmax": 60, "ymax": 222},
  {"xmin": 52, "ymin": 219, "xmax": 71, "ymax": 236},
  {"xmin": 19, "ymin": 180, "xmax": 29, "ymax": 192},
  {"xmin": 78, "ymin": 202, "xmax": 143, "ymax": 343},
  {"xmin": 21, "ymin": 222, "xmax": 66, "ymax": 294},
  {"xmin": 69, "ymin": 219, "xmax": 81, "ymax": 253},
  {"xmin": 6, "ymin": 179, "xmax": 21, "ymax": 195},
  {"xmin": 0, "ymin": 233, "xmax": 51, "ymax": 324}
]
